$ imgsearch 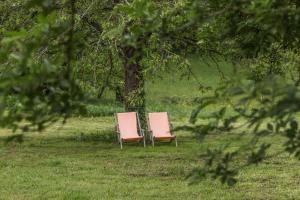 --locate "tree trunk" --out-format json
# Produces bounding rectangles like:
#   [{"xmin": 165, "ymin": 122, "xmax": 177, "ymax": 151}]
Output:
[
  {"xmin": 119, "ymin": 20, "xmax": 152, "ymax": 129},
  {"xmin": 121, "ymin": 45, "xmax": 146, "ymax": 127}
]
